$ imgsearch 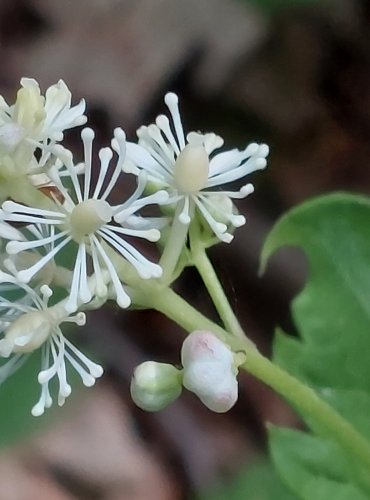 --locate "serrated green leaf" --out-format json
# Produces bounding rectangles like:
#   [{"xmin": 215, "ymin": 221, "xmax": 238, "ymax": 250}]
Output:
[{"xmin": 269, "ymin": 426, "xmax": 368, "ymax": 500}]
